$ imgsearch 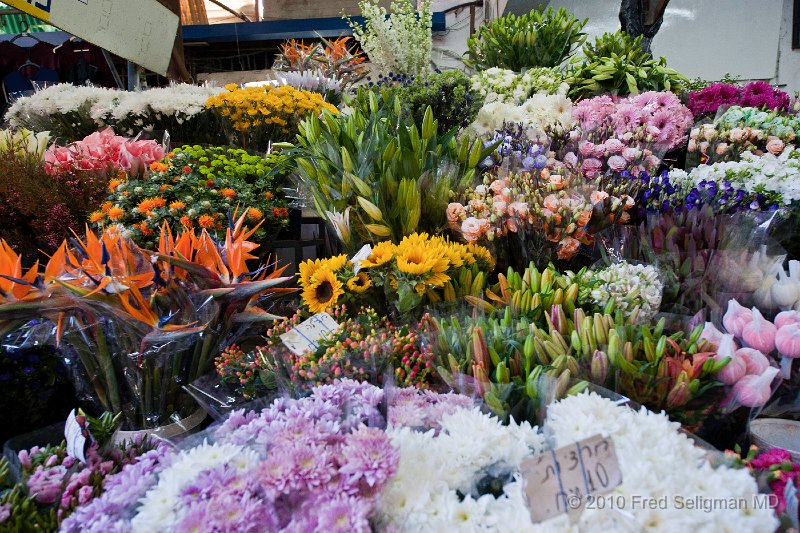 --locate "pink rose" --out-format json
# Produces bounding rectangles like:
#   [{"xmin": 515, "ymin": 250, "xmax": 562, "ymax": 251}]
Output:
[
  {"xmin": 120, "ymin": 140, "xmax": 165, "ymax": 177},
  {"xmin": 492, "ymin": 197, "xmax": 508, "ymax": 216},
  {"xmin": 489, "ymin": 179, "xmax": 506, "ymax": 196},
  {"xmin": 592, "ymin": 144, "xmax": 607, "ymax": 158},
  {"xmin": 715, "ymin": 142, "xmax": 730, "ymax": 155},
  {"xmin": 461, "ymin": 217, "xmax": 487, "ymax": 242},
  {"xmin": 581, "ymin": 158, "xmax": 603, "ymax": 178},
  {"xmin": 508, "ymin": 201, "xmax": 529, "ymax": 218},
  {"xmin": 569, "ymin": 130, "xmax": 580, "ymax": 142},
  {"xmin": 474, "ymin": 184, "xmax": 487, "ymax": 195},
  {"xmin": 699, "ymin": 141, "xmax": 710, "ymax": 153},
  {"xmin": 578, "ymin": 141, "xmax": 595, "ymax": 157},
  {"xmin": 703, "ymin": 128, "xmax": 717, "ymax": 141},
  {"xmin": 644, "ymin": 154, "xmax": 661, "ymax": 169},
  {"xmin": 767, "ymin": 137, "xmax": 785, "ymax": 155},
  {"xmin": 604, "ymin": 138, "xmax": 624, "ymax": 153},
  {"xmin": 622, "ymin": 147, "xmax": 638, "ymax": 162},
  {"xmin": 446, "ymin": 202, "xmax": 466, "ymax": 223},
  {"xmin": 690, "ymin": 129, "xmax": 699, "ymax": 140},
  {"xmin": 688, "ymin": 139, "xmax": 697, "ymax": 152},
  {"xmin": 607, "ymin": 155, "xmax": 627, "ymax": 172},
  {"xmin": 78, "ymin": 485, "xmax": 93, "ymax": 505},
  {"xmin": 729, "ymin": 128, "xmax": 746, "ymax": 141},
  {"xmin": 543, "ymin": 194, "xmax": 560, "ymax": 212}
]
